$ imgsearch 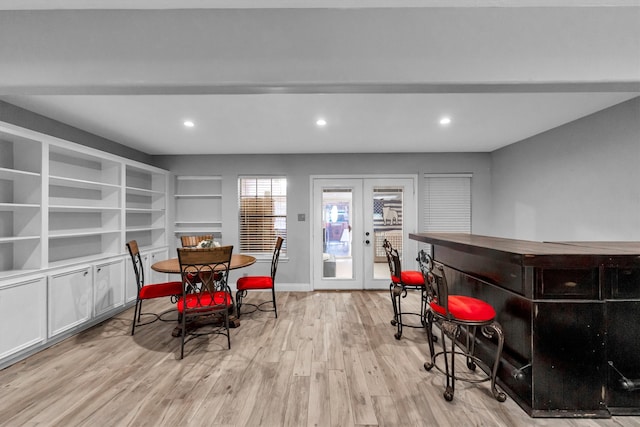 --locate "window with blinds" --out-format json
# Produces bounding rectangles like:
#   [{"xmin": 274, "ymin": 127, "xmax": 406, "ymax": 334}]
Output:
[
  {"xmin": 423, "ymin": 174, "xmax": 471, "ymax": 233},
  {"xmin": 238, "ymin": 177, "xmax": 287, "ymax": 254}
]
